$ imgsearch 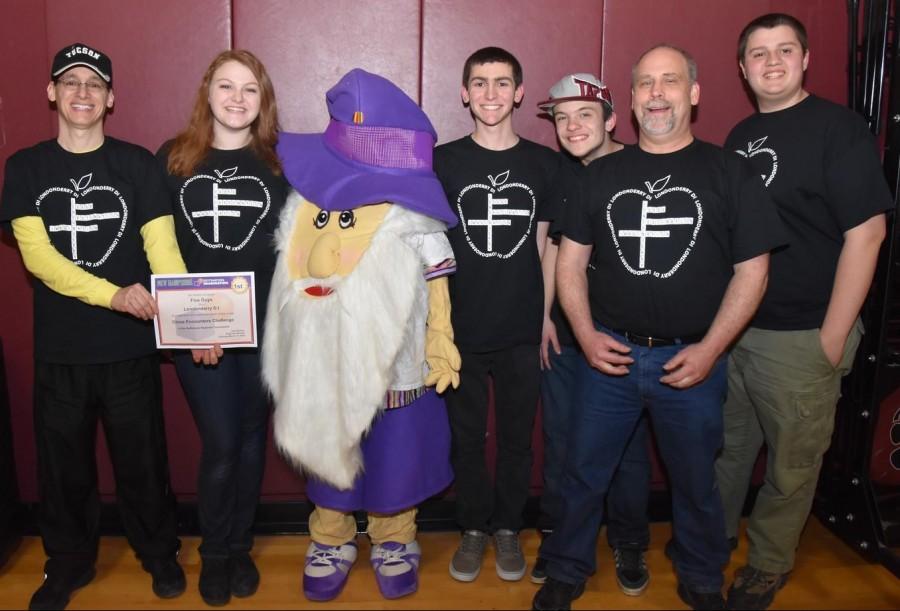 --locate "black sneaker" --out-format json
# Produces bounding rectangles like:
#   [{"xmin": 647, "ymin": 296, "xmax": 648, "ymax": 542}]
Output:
[
  {"xmin": 28, "ymin": 566, "xmax": 96, "ymax": 610},
  {"xmin": 199, "ymin": 557, "xmax": 231, "ymax": 607},
  {"xmin": 141, "ymin": 555, "xmax": 186, "ymax": 599},
  {"xmin": 230, "ymin": 552, "xmax": 260, "ymax": 598},
  {"xmin": 532, "ymin": 577, "xmax": 585, "ymax": 610},
  {"xmin": 725, "ymin": 566, "xmax": 788, "ymax": 610},
  {"xmin": 677, "ymin": 582, "xmax": 726, "ymax": 610},
  {"xmin": 530, "ymin": 556, "xmax": 548, "ymax": 584},
  {"xmin": 613, "ymin": 547, "xmax": 649, "ymax": 596}
]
